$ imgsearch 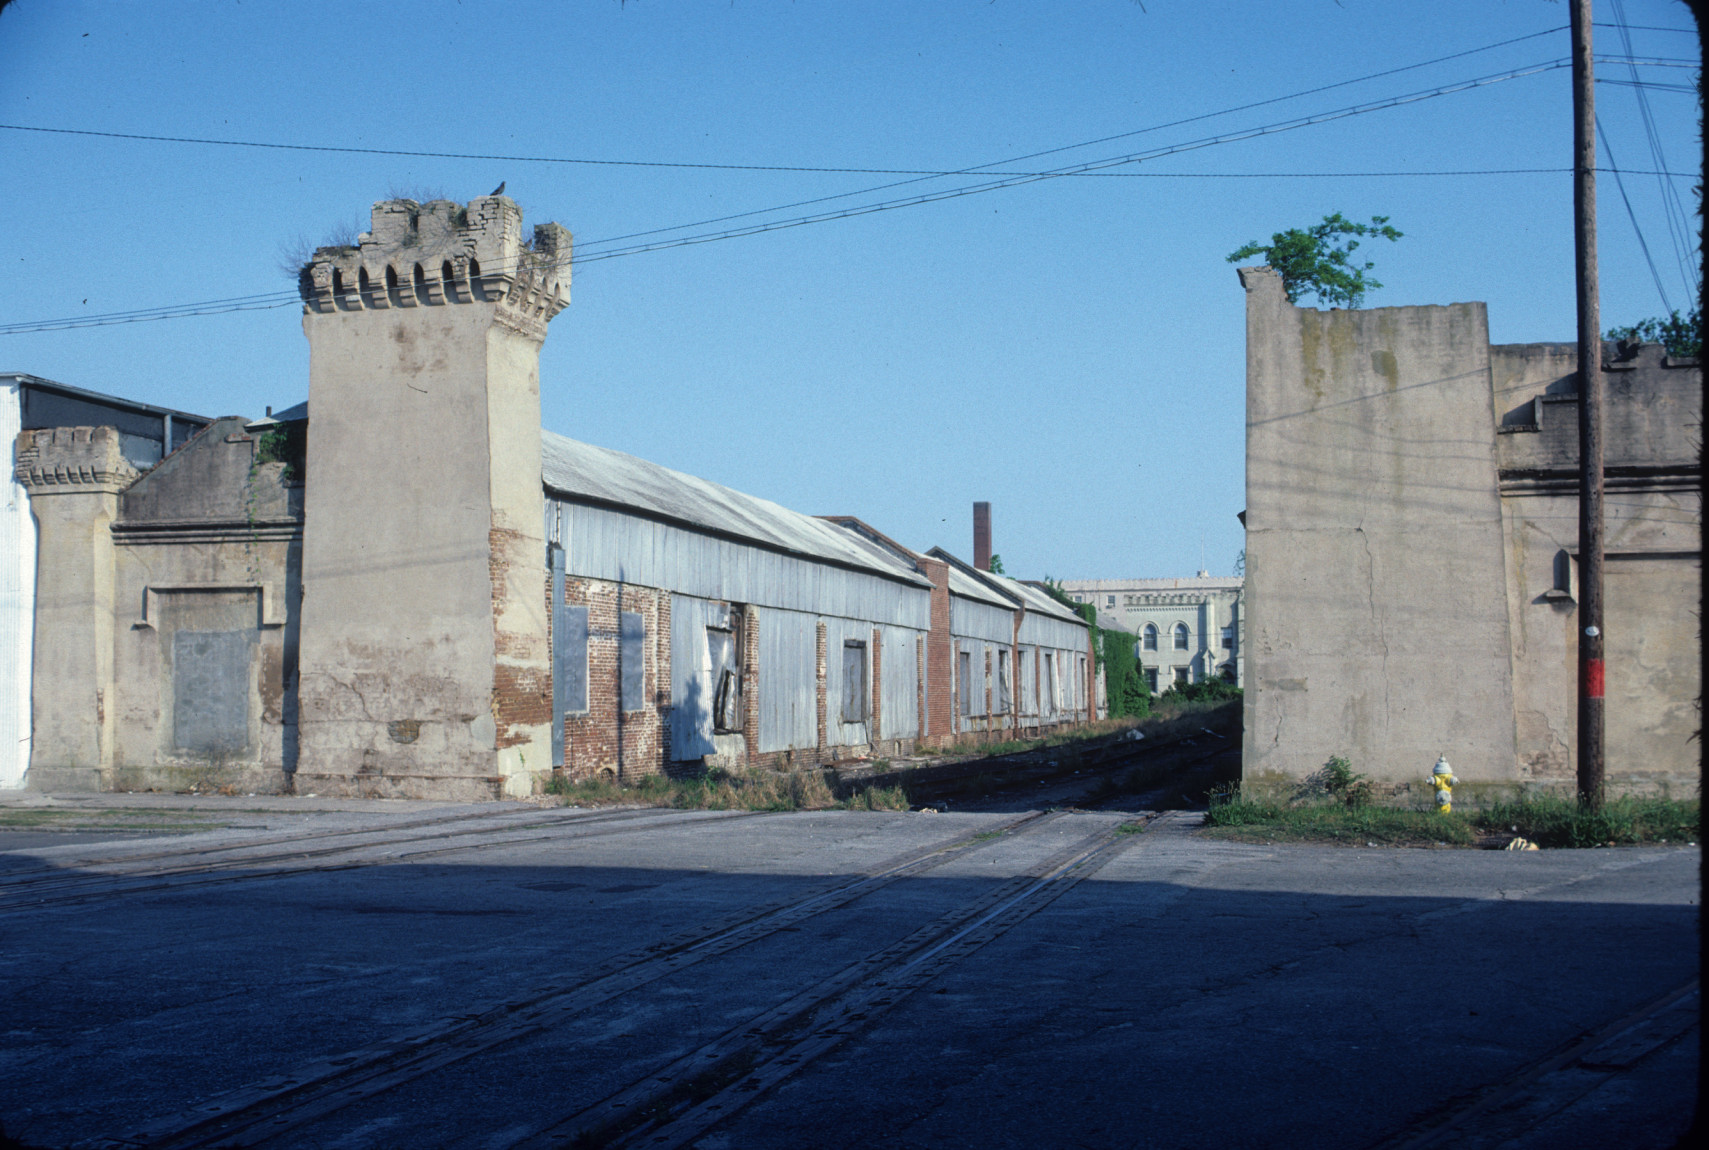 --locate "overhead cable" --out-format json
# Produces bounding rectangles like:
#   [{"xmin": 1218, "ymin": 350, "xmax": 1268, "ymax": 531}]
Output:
[
  {"xmin": 1607, "ymin": 0, "xmax": 1700, "ymax": 302},
  {"xmin": 1597, "ymin": 114, "xmax": 1676, "ymax": 315},
  {"xmin": 573, "ymin": 61, "xmax": 1574, "ymax": 261},
  {"xmin": 0, "ymin": 25, "xmax": 1576, "ymax": 183}
]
